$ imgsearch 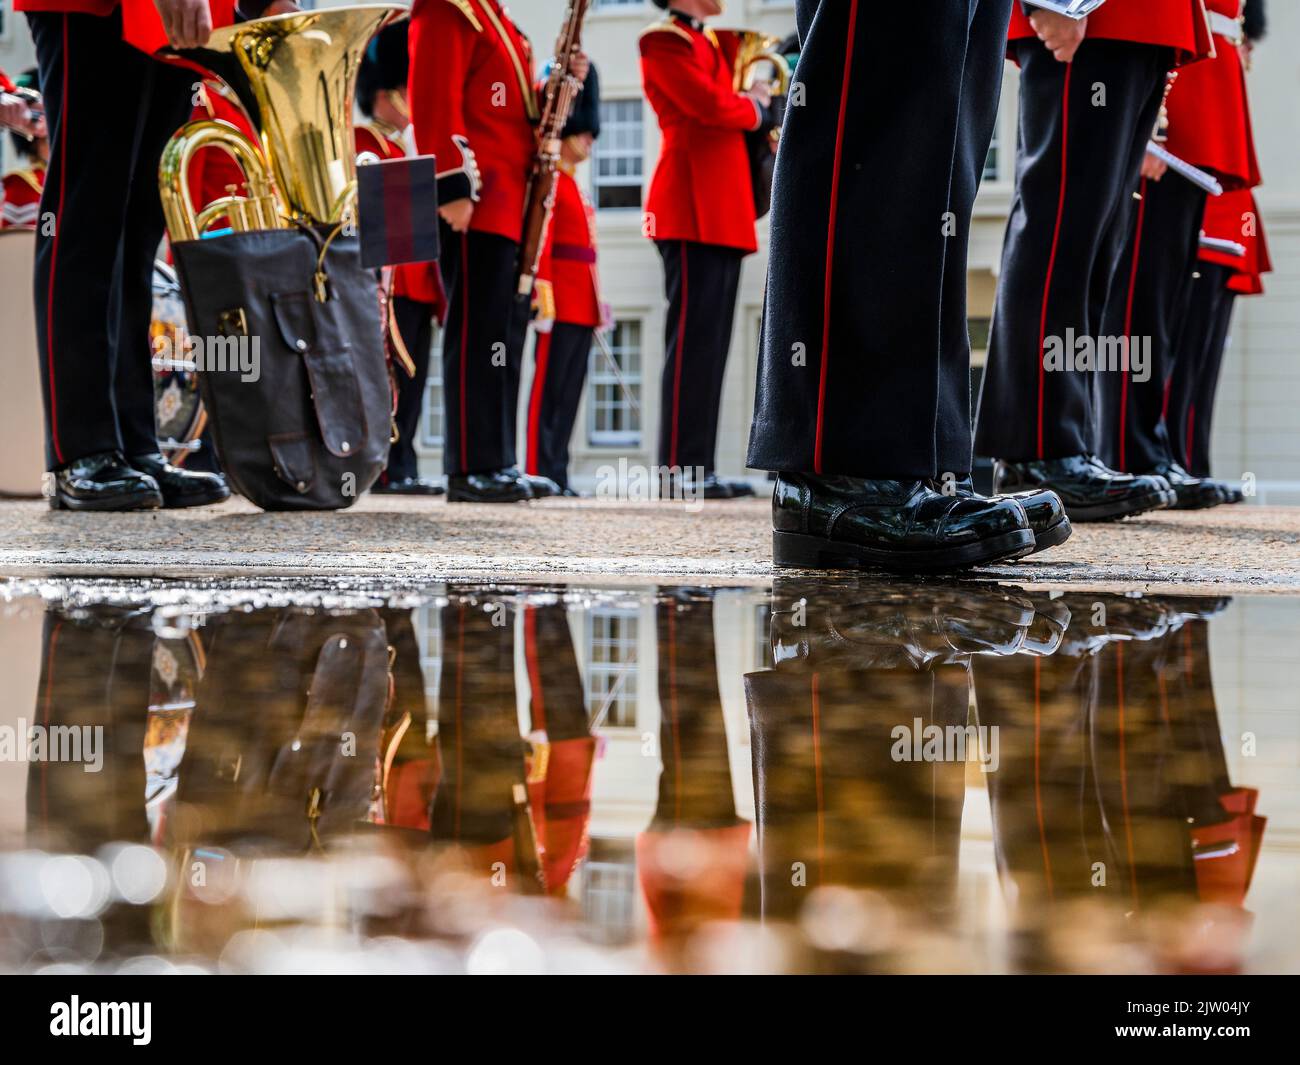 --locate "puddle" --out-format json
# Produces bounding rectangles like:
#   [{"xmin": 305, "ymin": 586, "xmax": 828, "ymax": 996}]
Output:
[{"xmin": 0, "ymin": 578, "xmax": 1294, "ymax": 974}]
